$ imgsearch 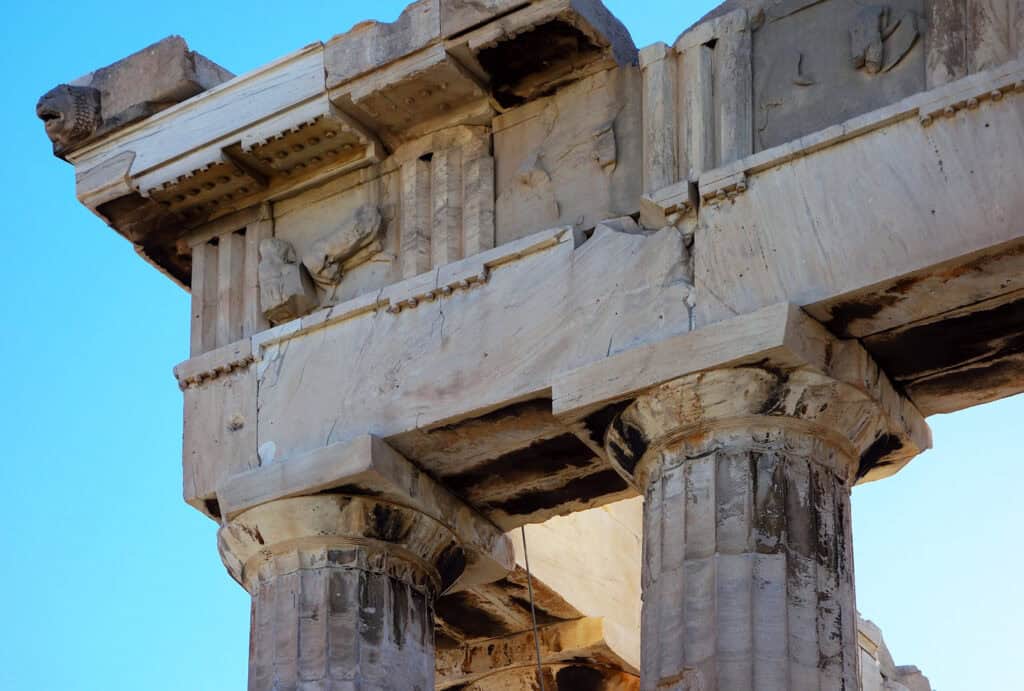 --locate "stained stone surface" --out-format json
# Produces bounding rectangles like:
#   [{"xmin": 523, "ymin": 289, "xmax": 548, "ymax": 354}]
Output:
[{"xmin": 35, "ymin": 0, "xmax": 1024, "ymax": 689}]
